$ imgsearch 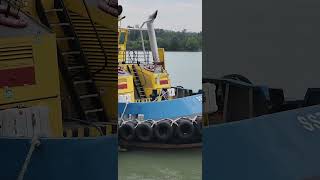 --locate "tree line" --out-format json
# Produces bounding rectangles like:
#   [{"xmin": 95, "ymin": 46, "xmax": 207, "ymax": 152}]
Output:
[{"xmin": 126, "ymin": 28, "xmax": 202, "ymax": 52}]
